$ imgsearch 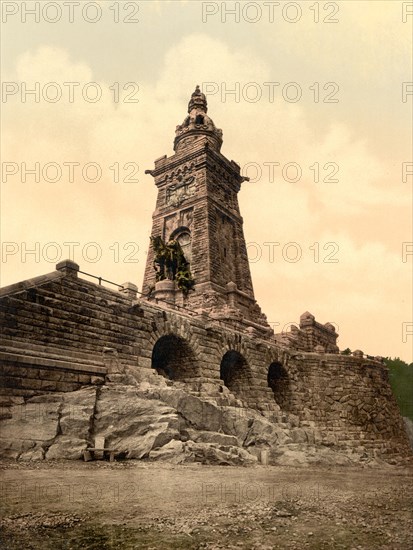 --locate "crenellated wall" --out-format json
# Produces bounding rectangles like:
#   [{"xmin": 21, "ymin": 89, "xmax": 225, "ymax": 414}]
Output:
[{"xmin": 275, "ymin": 311, "xmax": 339, "ymax": 353}]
